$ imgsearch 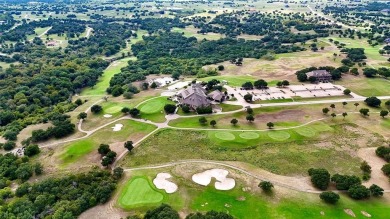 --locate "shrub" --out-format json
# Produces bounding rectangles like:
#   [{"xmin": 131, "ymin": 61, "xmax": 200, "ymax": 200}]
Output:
[
  {"xmin": 123, "ymin": 92, "xmax": 134, "ymax": 99},
  {"xmin": 381, "ymin": 163, "xmax": 390, "ymax": 176},
  {"xmin": 24, "ymin": 144, "xmax": 40, "ymax": 157},
  {"xmin": 364, "ymin": 96, "xmax": 381, "ymax": 107},
  {"xmin": 164, "ymin": 104, "xmax": 177, "ymax": 114},
  {"xmin": 369, "ymin": 184, "xmax": 384, "ymax": 197},
  {"xmin": 3, "ymin": 141, "xmax": 16, "ymax": 151},
  {"xmin": 343, "ymin": 89, "xmax": 351, "ymax": 95},
  {"xmin": 181, "ymin": 105, "xmax": 190, "ymax": 113},
  {"xmin": 91, "ymin": 105, "xmax": 103, "ymax": 114},
  {"xmin": 196, "ymin": 106, "xmax": 212, "ymax": 114},
  {"xmin": 331, "ymin": 174, "xmax": 361, "ymax": 190},
  {"xmin": 319, "ymin": 191, "xmax": 340, "ymax": 204},
  {"xmin": 199, "ymin": 117, "xmax": 207, "ymax": 125},
  {"xmin": 308, "ymin": 168, "xmax": 330, "ymax": 190},
  {"xmin": 348, "ymin": 184, "xmax": 370, "ymax": 199},
  {"xmin": 258, "ymin": 181, "xmax": 274, "ymax": 192}
]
